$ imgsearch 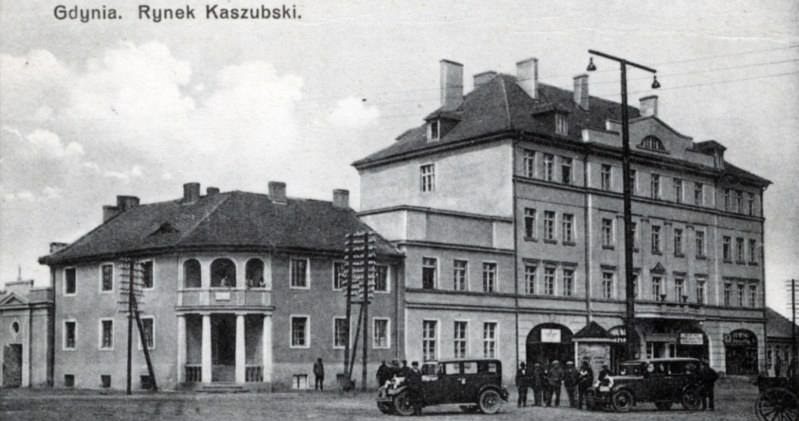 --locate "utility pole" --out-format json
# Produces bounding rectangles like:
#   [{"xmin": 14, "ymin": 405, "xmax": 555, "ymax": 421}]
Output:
[
  {"xmin": 126, "ymin": 259, "xmax": 133, "ymax": 395},
  {"xmin": 792, "ymin": 279, "xmax": 797, "ymax": 364},
  {"xmin": 362, "ymin": 231, "xmax": 376, "ymax": 392},
  {"xmin": 343, "ymin": 234, "xmax": 354, "ymax": 384},
  {"xmin": 587, "ymin": 50, "xmax": 659, "ymax": 360}
]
